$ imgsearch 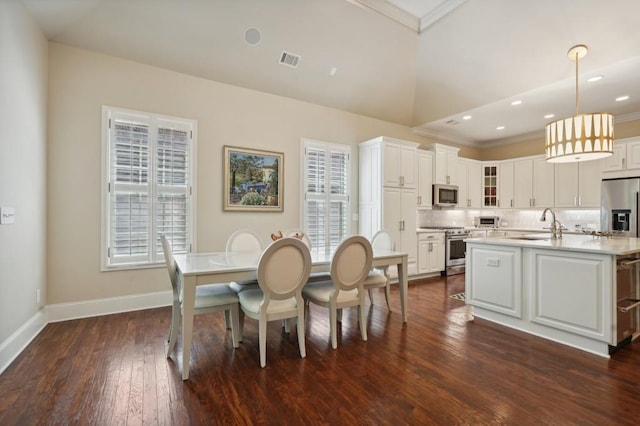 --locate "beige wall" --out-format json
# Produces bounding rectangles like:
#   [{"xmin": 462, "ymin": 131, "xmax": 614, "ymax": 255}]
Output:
[
  {"xmin": 478, "ymin": 119, "xmax": 640, "ymax": 161},
  {"xmin": 0, "ymin": 2, "xmax": 48, "ymax": 344},
  {"xmin": 47, "ymin": 43, "xmax": 438, "ymax": 304}
]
